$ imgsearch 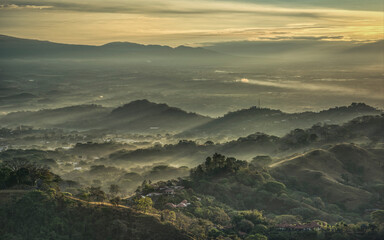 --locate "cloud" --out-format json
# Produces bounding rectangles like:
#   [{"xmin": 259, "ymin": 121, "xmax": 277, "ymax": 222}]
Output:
[
  {"xmin": 0, "ymin": 0, "xmax": 357, "ymax": 19},
  {"xmin": 0, "ymin": 4, "xmax": 52, "ymax": 9},
  {"xmin": 0, "ymin": 0, "xmax": 381, "ymax": 46},
  {"xmin": 258, "ymin": 36, "xmax": 345, "ymax": 41},
  {"xmin": 220, "ymin": 0, "xmax": 384, "ymax": 12},
  {"xmin": 234, "ymin": 78, "xmax": 345, "ymax": 92},
  {"xmin": 233, "ymin": 78, "xmax": 384, "ymax": 100},
  {"xmin": 236, "ymin": 78, "xmax": 250, "ymax": 83}
]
